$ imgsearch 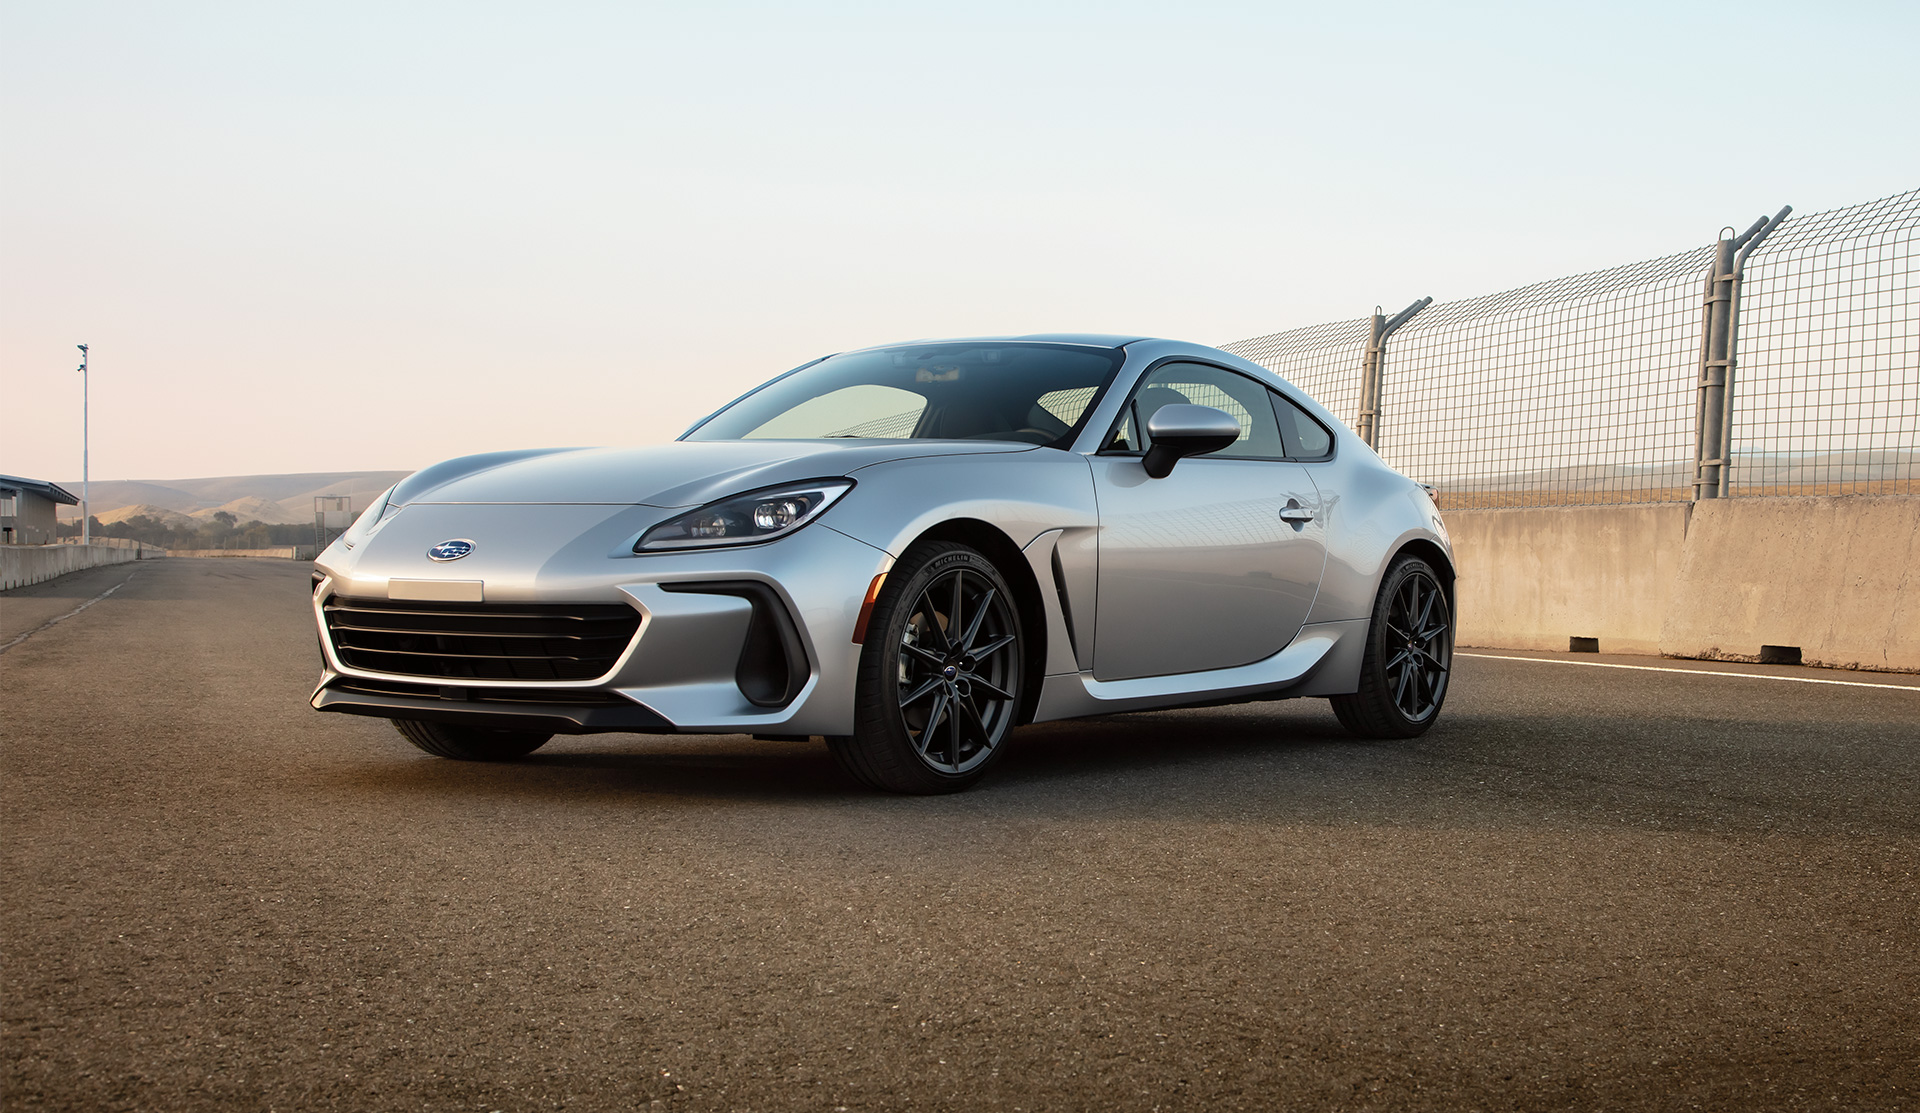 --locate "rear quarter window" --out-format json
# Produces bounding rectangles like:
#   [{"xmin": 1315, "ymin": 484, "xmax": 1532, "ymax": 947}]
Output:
[{"xmin": 1273, "ymin": 393, "xmax": 1334, "ymax": 459}]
